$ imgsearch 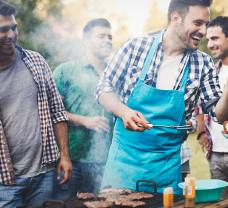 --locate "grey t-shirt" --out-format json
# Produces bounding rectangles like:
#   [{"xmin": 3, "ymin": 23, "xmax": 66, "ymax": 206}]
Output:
[{"xmin": 0, "ymin": 49, "xmax": 43, "ymax": 177}]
